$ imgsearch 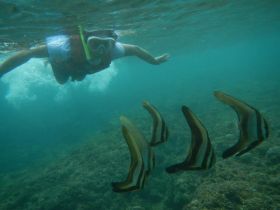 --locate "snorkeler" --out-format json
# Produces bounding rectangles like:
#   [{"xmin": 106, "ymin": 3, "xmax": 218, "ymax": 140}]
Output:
[{"xmin": 0, "ymin": 27, "xmax": 169, "ymax": 84}]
